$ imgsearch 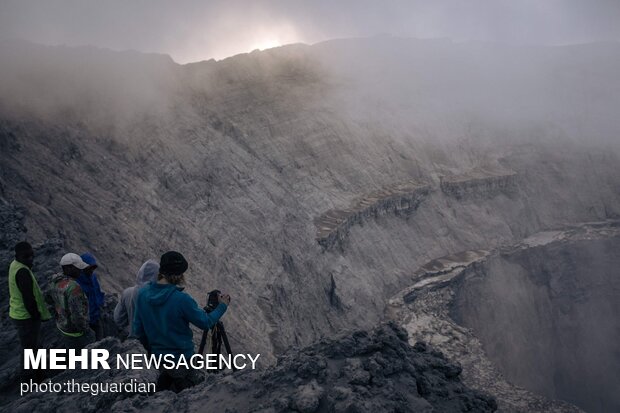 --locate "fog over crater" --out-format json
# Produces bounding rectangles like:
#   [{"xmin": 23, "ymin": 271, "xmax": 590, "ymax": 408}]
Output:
[{"xmin": 0, "ymin": 34, "xmax": 619, "ymax": 412}]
